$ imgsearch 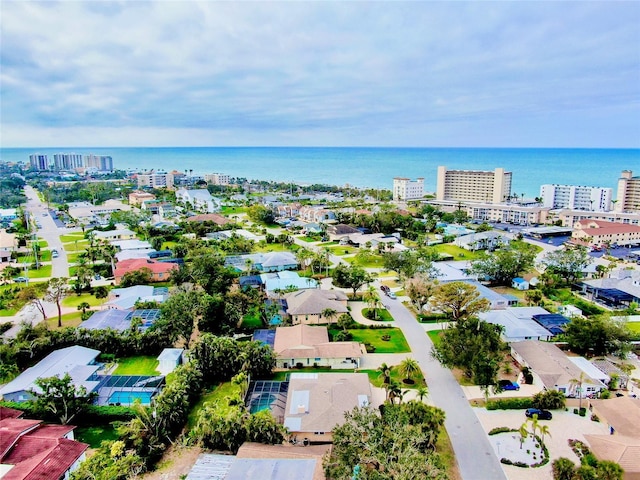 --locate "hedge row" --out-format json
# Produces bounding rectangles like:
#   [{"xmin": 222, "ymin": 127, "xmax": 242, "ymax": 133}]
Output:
[{"xmin": 486, "ymin": 397, "xmax": 534, "ymax": 410}]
